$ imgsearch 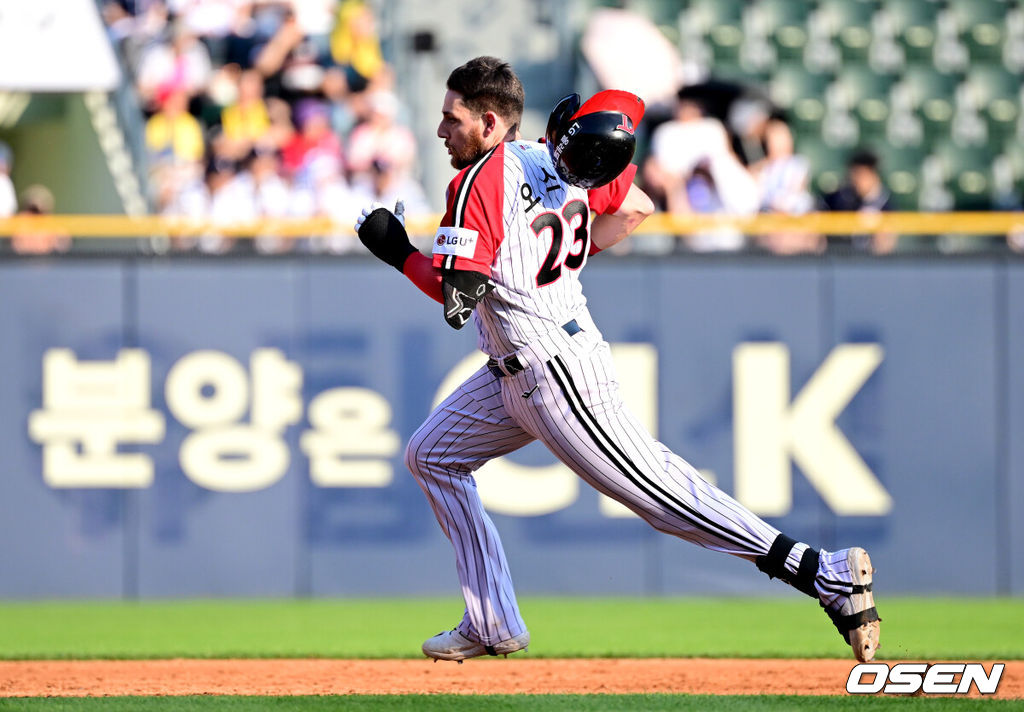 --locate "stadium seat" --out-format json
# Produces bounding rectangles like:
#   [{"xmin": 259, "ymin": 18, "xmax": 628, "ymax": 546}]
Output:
[
  {"xmin": 816, "ymin": 0, "xmax": 880, "ymax": 63},
  {"xmin": 769, "ymin": 64, "xmax": 832, "ymax": 135},
  {"xmin": 686, "ymin": 0, "xmax": 746, "ymax": 64},
  {"xmin": 802, "ymin": 12, "xmax": 841, "ymax": 74},
  {"xmin": 962, "ymin": 65, "xmax": 1021, "ymax": 142},
  {"xmin": 883, "ymin": 0, "xmax": 938, "ymax": 64},
  {"xmin": 750, "ymin": 0, "xmax": 815, "ymax": 63},
  {"xmin": 931, "ymin": 139, "xmax": 1000, "ymax": 210},
  {"xmin": 899, "ymin": 65, "xmax": 960, "ymax": 143},
  {"xmin": 709, "ymin": 61, "xmax": 772, "ymax": 85},
  {"xmin": 797, "ymin": 137, "xmax": 849, "ymax": 197},
  {"xmin": 994, "ymin": 139, "xmax": 1024, "ymax": 201},
  {"xmin": 629, "ymin": 0, "xmax": 685, "ymax": 28},
  {"xmin": 945, "ymin": 0, "xmax": 1007, "ymax": 64},
  {"xmin": 831, "ymin": 66, "xmax": 896, "ymax": 142},
  {"xmin": 832, "ymin": 66, "xmax": 896, "ymax": 106},
  {"xmin": 867, "ymin": 12, "xmax": 909, "ymax": 75},
  {"xmin": 1003, "ymin": 6, "xmax": 1024, "ymax": 72},
  {"xmin": 933, "ymin": 9, "xmax": 971, "ymax": 74},
  {"xmin": 878, "ymin": 144, "xmax": 928, "ymax": 210}
]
